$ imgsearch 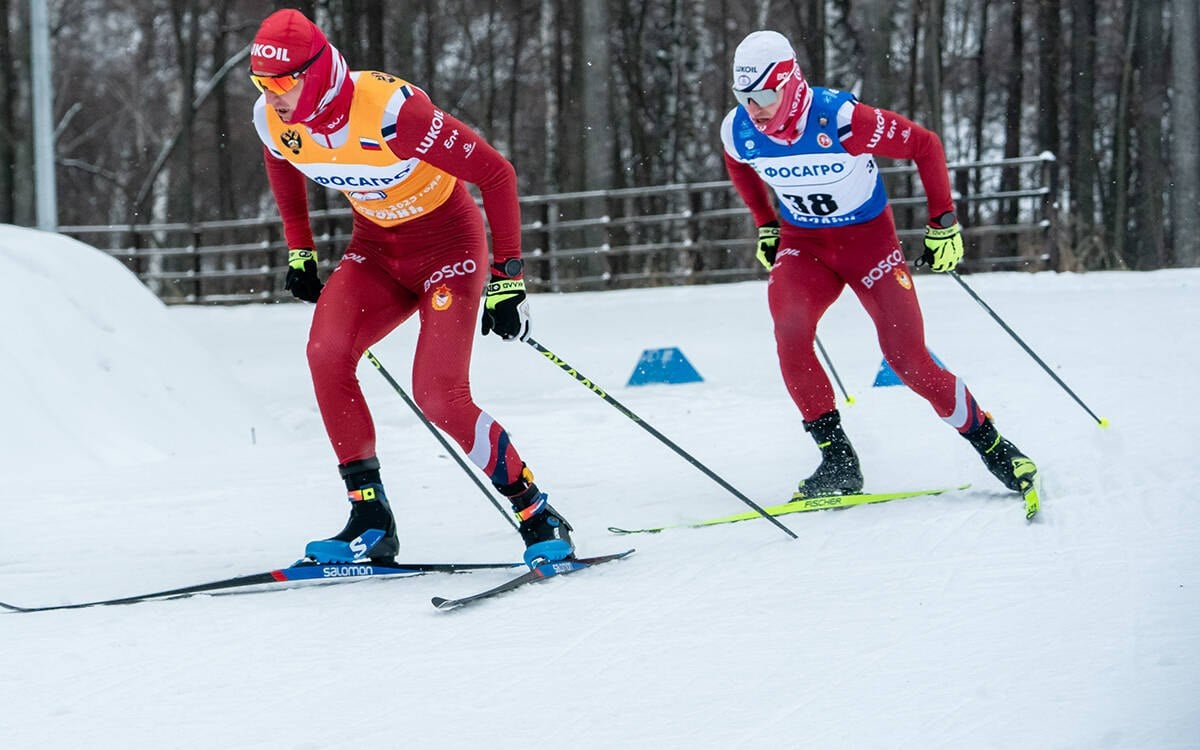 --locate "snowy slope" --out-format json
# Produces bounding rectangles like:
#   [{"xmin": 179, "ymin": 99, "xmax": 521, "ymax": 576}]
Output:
[
  {"xmin": 0, "ymin": 226, "xmax": 1197, "ymax": 749},
  {"xmin": 0, "ymin": 226, "xmax": 269, "ymax": 471}
]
